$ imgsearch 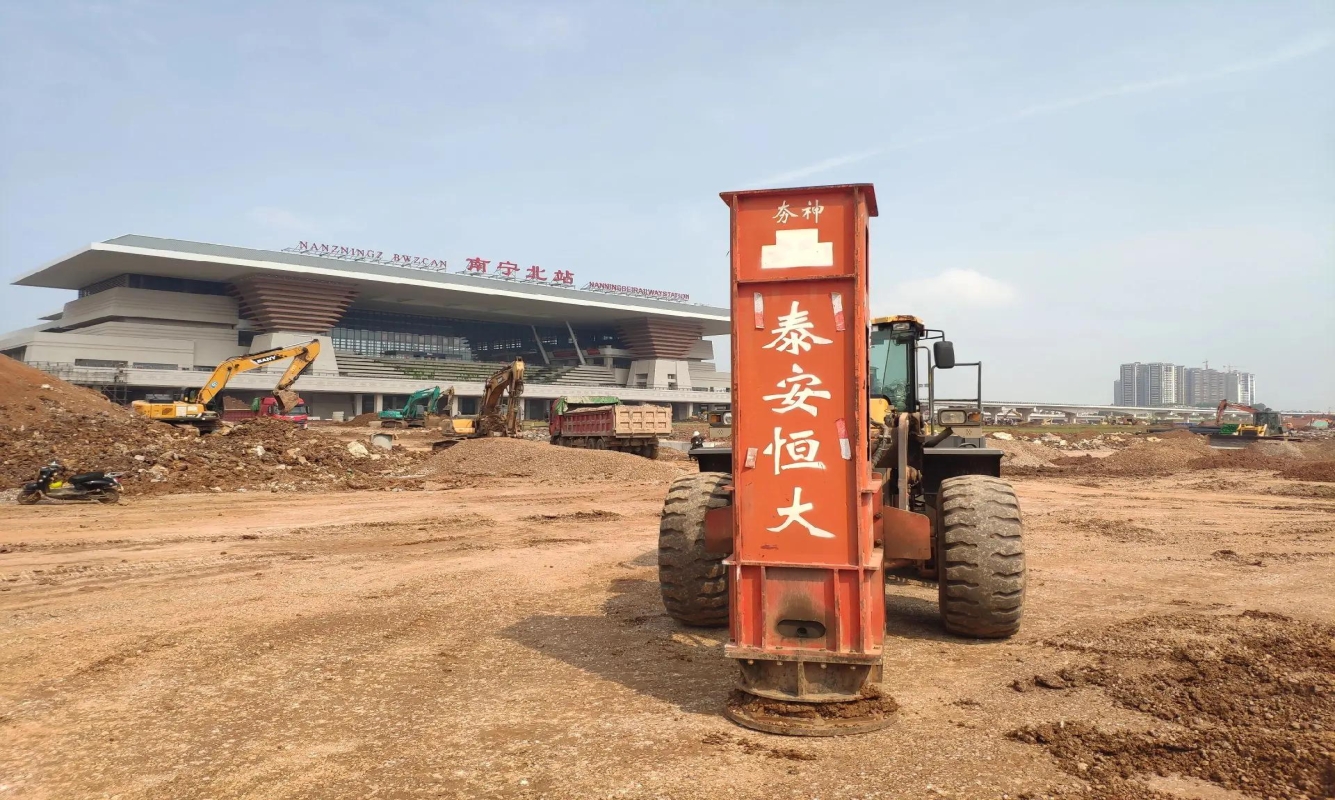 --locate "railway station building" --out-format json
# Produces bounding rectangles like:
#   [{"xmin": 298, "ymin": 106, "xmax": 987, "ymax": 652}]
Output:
[{"xmin": 1, "ymin": 235, "xmax": 732, "ymax": 421}]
